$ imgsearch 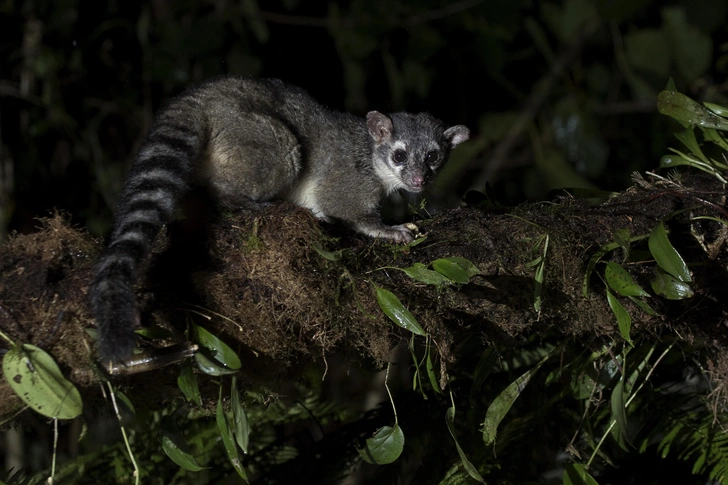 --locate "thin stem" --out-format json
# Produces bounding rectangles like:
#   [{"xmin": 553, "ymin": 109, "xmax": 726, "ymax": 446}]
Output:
[
  {"xmin": 50, "ymin": 418, "xmax": 57, "ymax": 484},
  {"xmin": 385, "ymin": 363, "xmax": 398, "ymax": 424},
  {"xmin": 108, "ymin": 382, "xmax": 140, "ymax": 485}
]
